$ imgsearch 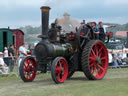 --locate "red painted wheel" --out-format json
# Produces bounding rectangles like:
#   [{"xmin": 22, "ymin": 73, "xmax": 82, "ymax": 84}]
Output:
[
  {"xmin": 19, "ymin": 56, "xmax": 37, "ymax": 82},
  {"xmin": 81, "ymin": 40, "xmax": 108, "ymax": 80},
  {"xmin": 51, "ymin": 57, "xmax": 68, "ymax": 84}
]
